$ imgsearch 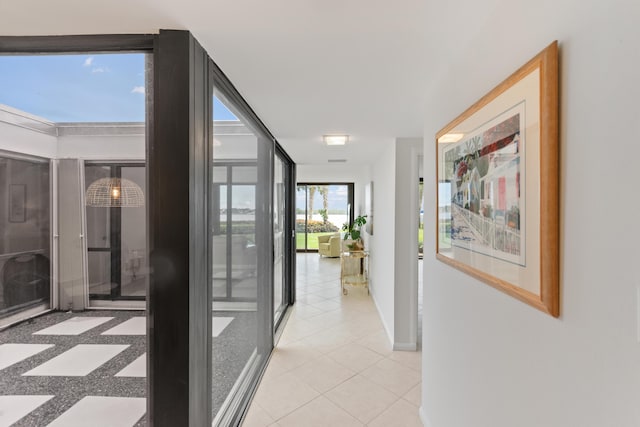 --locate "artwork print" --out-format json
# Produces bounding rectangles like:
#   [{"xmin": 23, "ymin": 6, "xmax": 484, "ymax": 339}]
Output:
[{"xmin": 443, "ymin": 103, "xmax": 526, "ymax": 266}]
